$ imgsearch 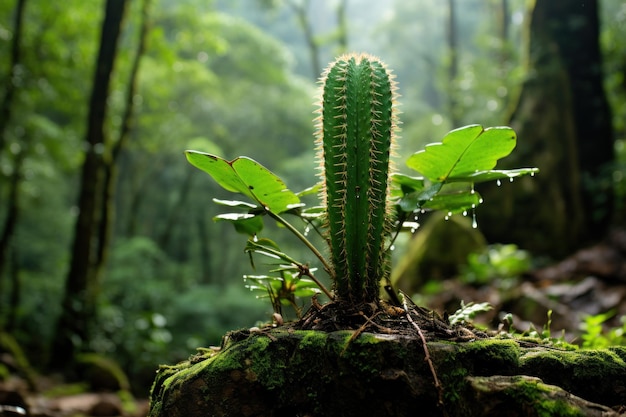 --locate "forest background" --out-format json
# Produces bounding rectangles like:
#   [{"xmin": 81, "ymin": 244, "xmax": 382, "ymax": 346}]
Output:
[{"xmin": 0, "ymin": 0, "xmax": 625, "ymax": 393}]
